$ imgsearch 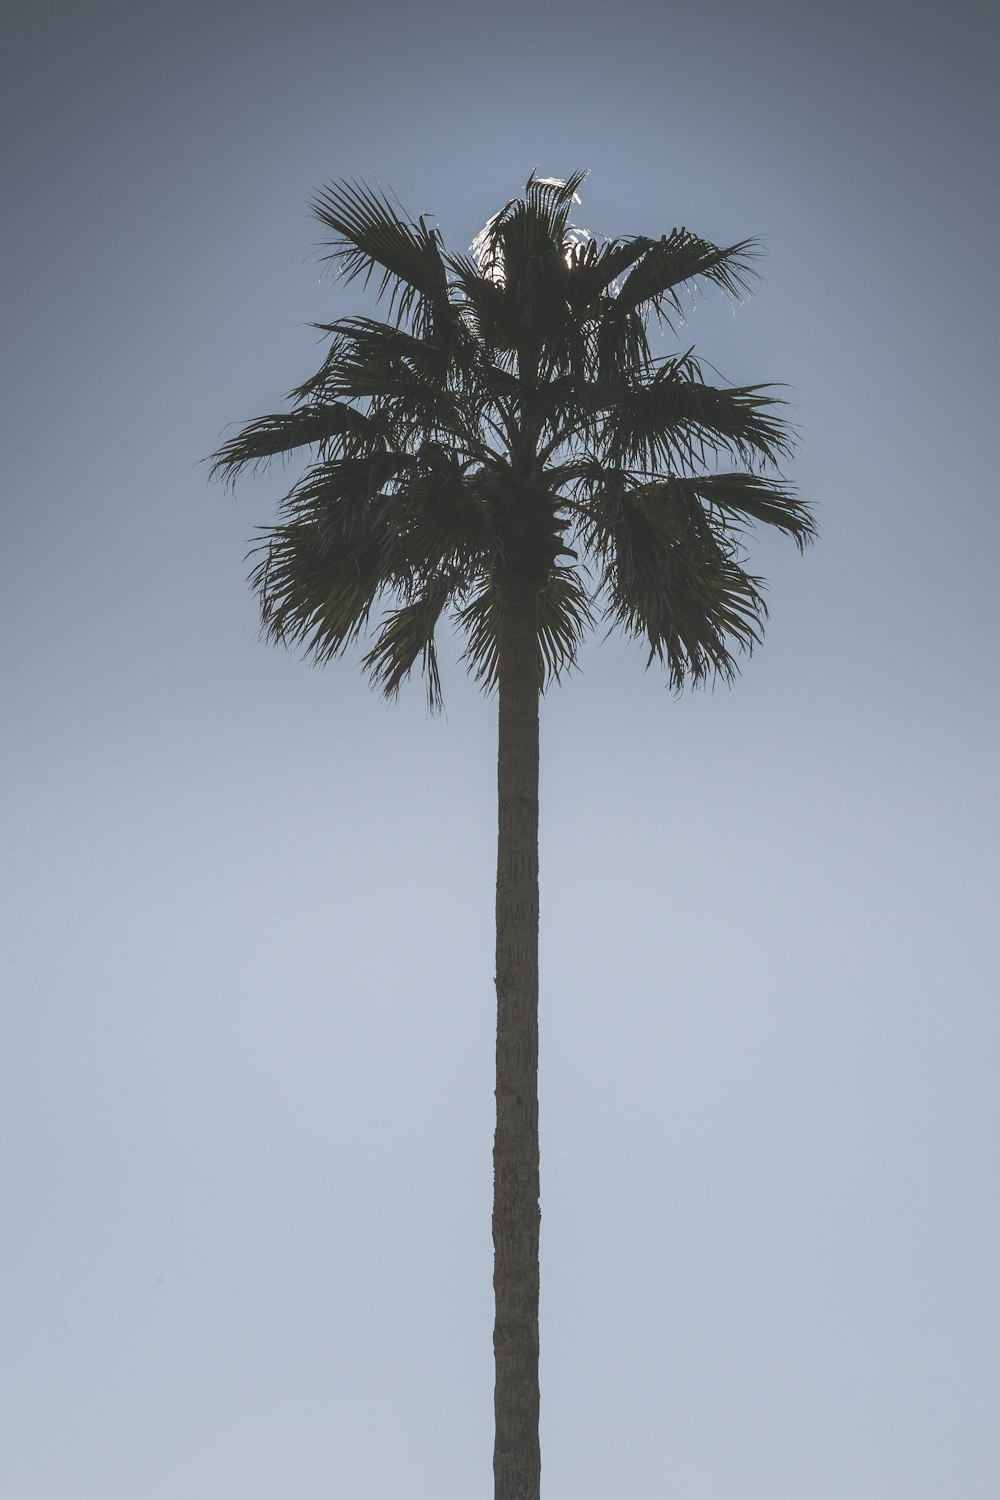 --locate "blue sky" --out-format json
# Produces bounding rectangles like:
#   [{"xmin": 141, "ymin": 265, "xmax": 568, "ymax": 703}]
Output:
[{"xmin": 3, "ymin": 2, "xmax": 999, "ymax": 1497}]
